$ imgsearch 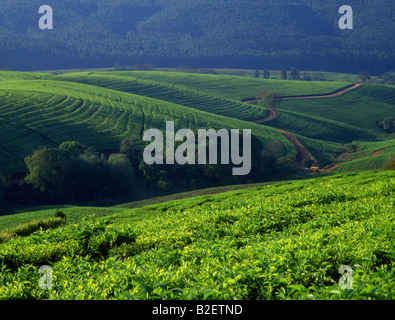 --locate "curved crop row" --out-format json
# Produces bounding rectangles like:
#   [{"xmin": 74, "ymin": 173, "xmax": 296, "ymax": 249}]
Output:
[
  {"xmin": 49, "ymin": 73, "xmax": 269, "ymax": 122},
  {"xmin": 0, "ymin": 79, "xmax": 294, "ymax": 174},
  {"xmin": 278, "ymin": 84, "xmax": 395, "ymax": 136}
]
